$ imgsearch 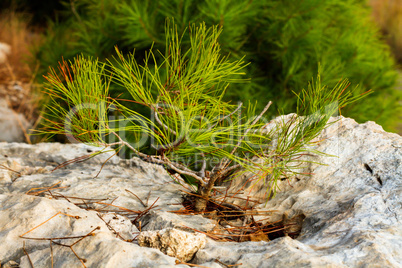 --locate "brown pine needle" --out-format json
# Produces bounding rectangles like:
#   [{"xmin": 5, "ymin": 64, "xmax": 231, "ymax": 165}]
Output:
[{"xmin": 23, "ymin": 241, "xmax": 34, "ymax": 268}]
